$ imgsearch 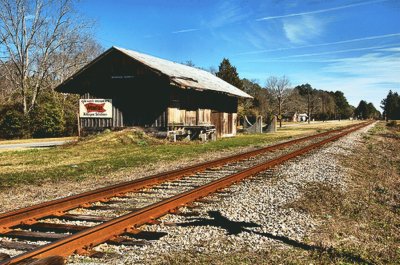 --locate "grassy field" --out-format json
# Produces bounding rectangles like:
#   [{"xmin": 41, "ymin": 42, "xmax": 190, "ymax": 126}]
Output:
[{"xmin": 0, "ymin": 120, "xmax": 359, "ymax": 189}]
